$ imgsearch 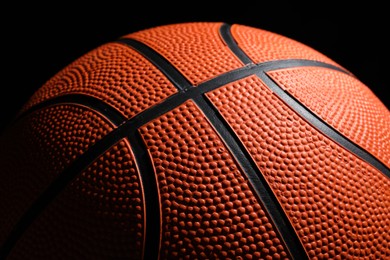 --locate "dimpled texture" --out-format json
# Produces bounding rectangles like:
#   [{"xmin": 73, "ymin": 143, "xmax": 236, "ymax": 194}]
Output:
[
  {"xmin": 126, "ymin": 22, "xmax": 244, "ymax": 85},
  {"xmin": 0, "ymin": 105, "xmax": 113, "ymax": 246},
  {"xmin": 231, "ymin": 24, "xmax": 342, "ymax": 68},
  {"xmin": 206, "ymin": 75, "xmax": 390, "ymax": 259},
  {"xmin": 139, "ymin": 100, "xmax": 290, "ymax": 260},
  {"xmin": 1, "ymin": 22, "xmax": 390, "ymax": 260},
  {"xmin": 7, "ymin": 139, "xmax": 144, "ymax": 260},
  {"xmin": 21, "ymin": 43, "xmax": 177, "ymax": 119},
  {"xmin": 267, "ymin": 67, "xmax": 390, "ymax": 168}
]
